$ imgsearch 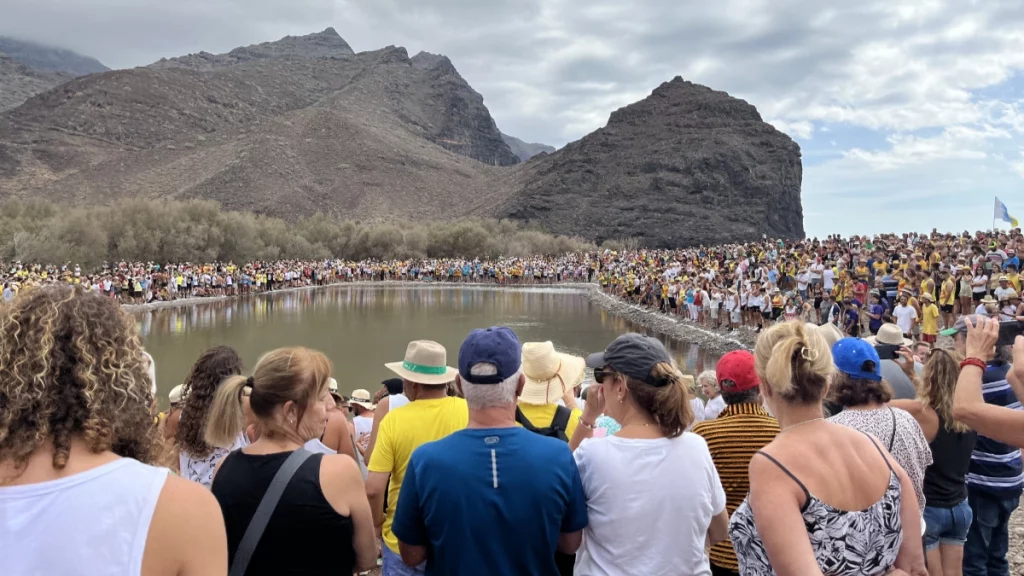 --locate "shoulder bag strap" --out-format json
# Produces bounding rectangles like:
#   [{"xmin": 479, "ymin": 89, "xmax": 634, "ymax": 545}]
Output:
[
  {"xmin": 551, "ymin": 405, "xmax": 572, "ymax": 432},
  {"xmin": 229, "ymin": 449, "xmax": 314, "ymax": 576},
  {"xmin": 887, "ymin": 407, "xmax": 897, "ymax": 452},
  {"xmin": 515, "ymin": 406, "xmax": 537, "ymax": 432}
]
